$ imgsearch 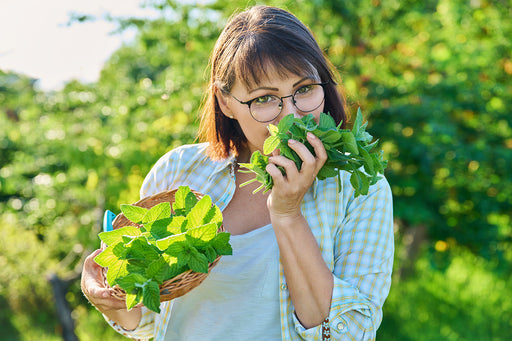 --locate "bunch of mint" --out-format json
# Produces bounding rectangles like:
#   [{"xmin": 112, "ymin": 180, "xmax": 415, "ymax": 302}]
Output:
[
  {"xmin": 94, "ymin": 186, "xmax": 232, "ymax": 313},
  {"xmin": 238, "ymin": 109, "xmax": 388, "ymax": 197}
]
